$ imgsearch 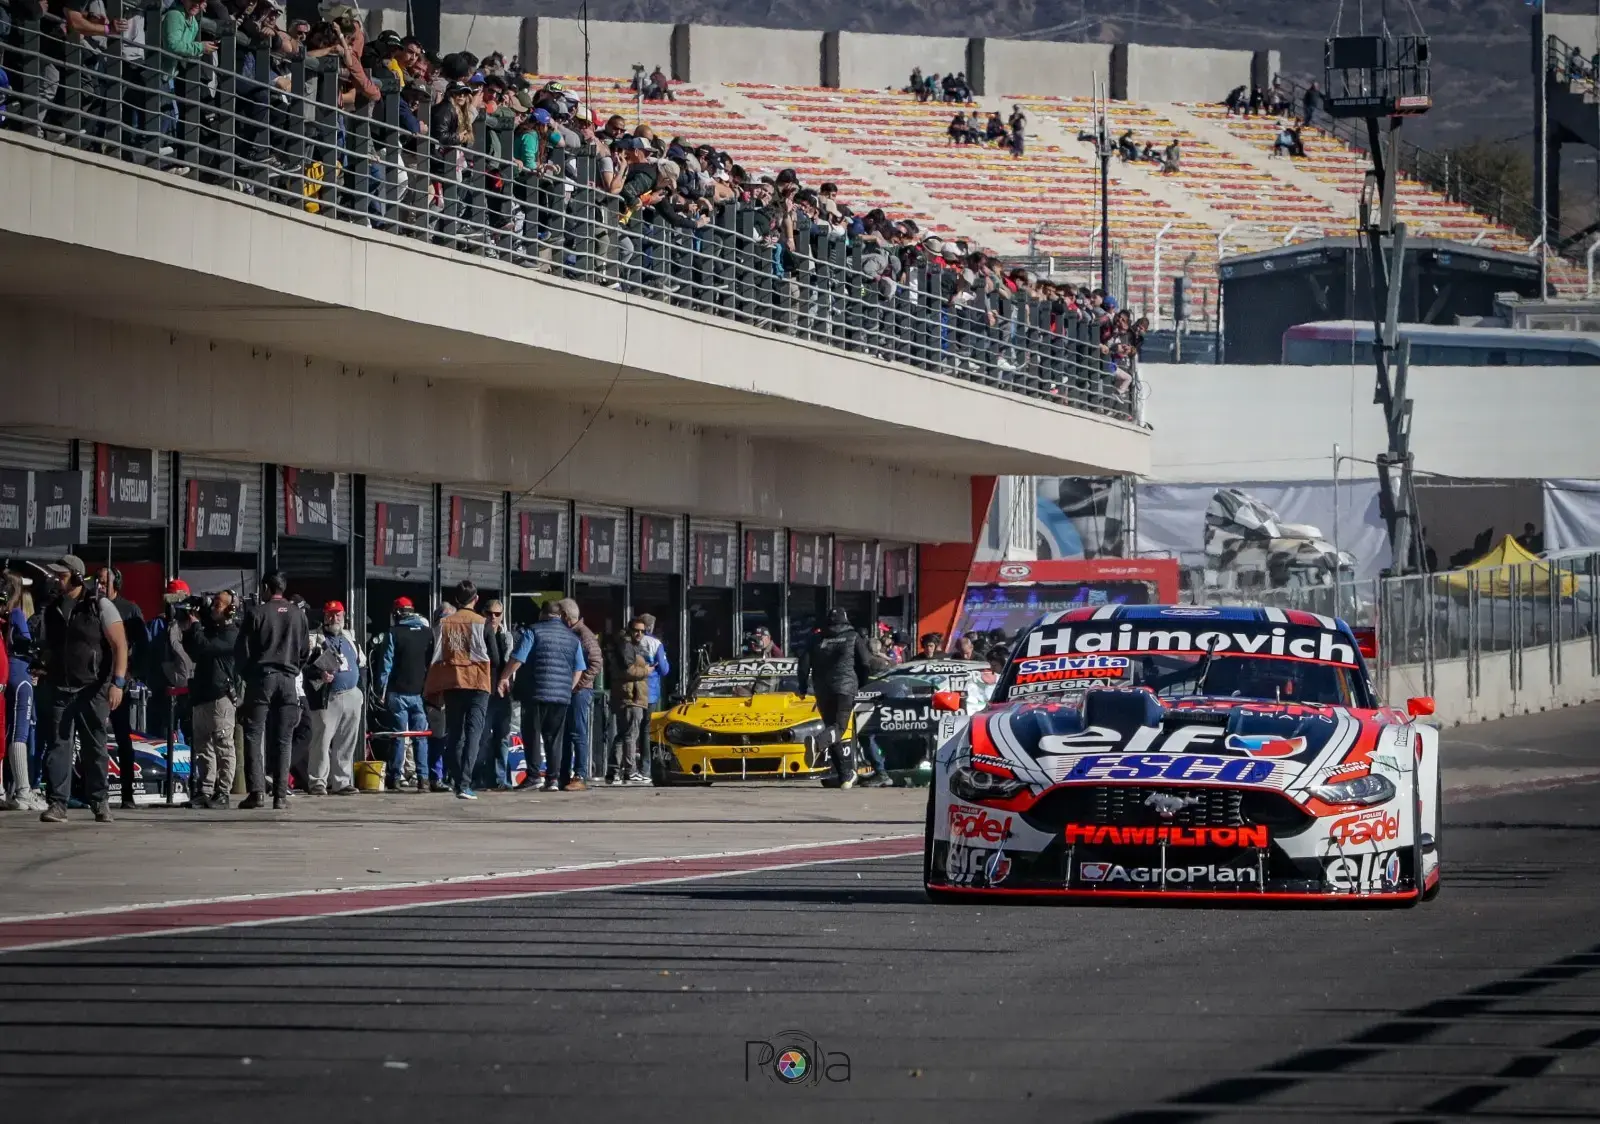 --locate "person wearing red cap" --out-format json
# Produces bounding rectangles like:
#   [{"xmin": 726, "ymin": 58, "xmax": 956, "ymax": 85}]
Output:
[{"xmin": 306, "ymin": 601, "xmax": 364, "ymax": 796}]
